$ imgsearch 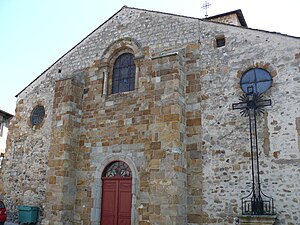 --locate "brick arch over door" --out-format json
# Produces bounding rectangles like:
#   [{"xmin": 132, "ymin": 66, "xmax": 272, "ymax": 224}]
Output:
[{"xmin": 91, "ymin": 154, "xmax": 139, "ymax": 225}]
